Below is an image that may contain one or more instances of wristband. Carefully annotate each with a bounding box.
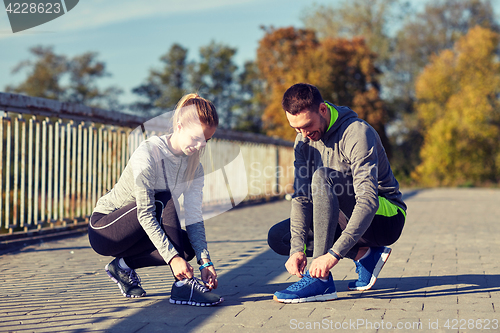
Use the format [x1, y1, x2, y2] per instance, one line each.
[328, 249, 341, 260]
[199, 261, 213, 271]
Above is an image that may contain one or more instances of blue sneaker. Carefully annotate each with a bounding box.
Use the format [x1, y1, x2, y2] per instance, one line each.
[273, 271, 338, 303]
[348, 246, 391, 291]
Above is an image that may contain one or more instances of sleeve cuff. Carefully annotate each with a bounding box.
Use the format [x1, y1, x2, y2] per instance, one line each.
[196, 249, 210, 265]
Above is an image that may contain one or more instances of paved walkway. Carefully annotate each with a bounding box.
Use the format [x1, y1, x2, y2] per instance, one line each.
[1, 188, 499, 333]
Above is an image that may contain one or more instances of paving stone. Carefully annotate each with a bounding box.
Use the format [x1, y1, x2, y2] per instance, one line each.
[1, 189, 499, 332]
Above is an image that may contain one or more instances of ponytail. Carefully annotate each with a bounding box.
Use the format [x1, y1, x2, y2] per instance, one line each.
[173, 93, 218, 187]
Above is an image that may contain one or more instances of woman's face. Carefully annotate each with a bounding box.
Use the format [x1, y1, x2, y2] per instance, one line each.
[177, 122, 216, 156]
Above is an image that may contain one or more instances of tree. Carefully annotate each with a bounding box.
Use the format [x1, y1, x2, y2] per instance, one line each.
[131, 43, 189, 116]
[256, 27, 389, 150]
[233, 61, 266, 133]
[301, 0, 404, 68]
[6, 46, 122, 110]
[388, 0, 499, 182]
[7, 46, 67, 100]
[390, 0, 499, 100]
[256, 27, 320, 140]
[413, 26, 500, 186]
[132, 42, 241, 128]
[188, 41, 239, 129]
[66, 52, 122, 109]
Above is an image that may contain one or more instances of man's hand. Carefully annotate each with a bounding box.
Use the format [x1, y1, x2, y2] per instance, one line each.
[169, 255, 194, 280]
[309, 253, 338, 279]
[285, 251, 307, 278]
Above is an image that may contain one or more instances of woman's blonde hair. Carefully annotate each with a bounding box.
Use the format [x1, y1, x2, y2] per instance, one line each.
[173, 93, 218, 186]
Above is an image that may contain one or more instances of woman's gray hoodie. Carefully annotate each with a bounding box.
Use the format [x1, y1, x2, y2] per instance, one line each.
[93, 134, 210, 265]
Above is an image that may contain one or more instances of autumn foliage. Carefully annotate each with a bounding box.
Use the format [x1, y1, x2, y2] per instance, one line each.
[413, 26, 500, 186]
[256, 27, 389, 150]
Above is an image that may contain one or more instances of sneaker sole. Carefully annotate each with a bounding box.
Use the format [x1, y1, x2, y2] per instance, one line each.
[273, 292, 338, 303]
[105, 263, 146, 298]
[348, 247, 392, 291]
[169, 297, 224, 306]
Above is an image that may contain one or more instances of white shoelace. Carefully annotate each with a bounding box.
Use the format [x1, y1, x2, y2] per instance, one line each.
[185, 277, 209, 302]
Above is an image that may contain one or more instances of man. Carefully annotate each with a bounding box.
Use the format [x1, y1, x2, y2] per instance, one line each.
[268, 83, 406, 303]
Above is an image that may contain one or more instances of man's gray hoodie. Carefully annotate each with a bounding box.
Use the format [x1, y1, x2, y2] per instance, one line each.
[290, 102, 406, 258]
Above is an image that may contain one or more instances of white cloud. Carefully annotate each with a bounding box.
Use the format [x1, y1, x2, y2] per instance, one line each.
[0, 0, 255, 39]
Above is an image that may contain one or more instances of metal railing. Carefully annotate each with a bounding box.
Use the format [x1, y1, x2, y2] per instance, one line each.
[0, 93, 294, 233]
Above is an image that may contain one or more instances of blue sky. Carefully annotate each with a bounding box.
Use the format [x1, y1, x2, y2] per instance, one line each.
[1, 0, 343, 104]
[1, 0, 493, 106]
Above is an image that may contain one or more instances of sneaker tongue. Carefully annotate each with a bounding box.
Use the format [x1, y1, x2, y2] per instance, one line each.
[175, 279, 188, 287]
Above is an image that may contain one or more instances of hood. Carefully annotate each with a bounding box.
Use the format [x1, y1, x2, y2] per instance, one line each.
[321, 102, 358, 141]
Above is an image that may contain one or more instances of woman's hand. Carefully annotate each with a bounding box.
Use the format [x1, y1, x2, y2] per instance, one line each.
[169, 255, 194, 280]
[200, 260, 218, 290]
[201, 267, 218, 290]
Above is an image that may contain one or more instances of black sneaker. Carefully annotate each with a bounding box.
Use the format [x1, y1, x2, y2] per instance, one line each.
[105, 258, 146, 298]
[169, 277, 223, 306]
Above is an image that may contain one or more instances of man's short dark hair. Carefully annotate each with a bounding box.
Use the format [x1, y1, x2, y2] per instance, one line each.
[282, 83, 324, 115]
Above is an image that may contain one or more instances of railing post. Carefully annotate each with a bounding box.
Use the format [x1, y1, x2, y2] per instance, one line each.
[27, 116, 34, 229]
[0, 114, 3, 230]
[33, 116, 41, 228]
[112, 128, 118, 189]
[52, 120, 60, 224]
[48, 119, 55, 225]
[5, 116, 12, 232]
[59, 119, 65, 224]
[91, 124, 98, 212]
[70, 121, 77, 222]
[41, 118, 49, 224]
[101, 127, 106, 195]
[82, 124, 89, 218]
[13, 116, 20, 230]
[64, 121, 72, 221]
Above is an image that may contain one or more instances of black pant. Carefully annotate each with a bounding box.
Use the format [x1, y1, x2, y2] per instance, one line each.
[88, 191, 195, 269]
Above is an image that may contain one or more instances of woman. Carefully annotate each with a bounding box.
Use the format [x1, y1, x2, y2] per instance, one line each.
[88, 93, 223, 306]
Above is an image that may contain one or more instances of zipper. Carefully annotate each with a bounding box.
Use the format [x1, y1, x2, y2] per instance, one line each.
[172, 159, 182, 192]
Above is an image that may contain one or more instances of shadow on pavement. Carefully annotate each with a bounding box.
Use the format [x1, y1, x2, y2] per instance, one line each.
[106, 248, 286, 332]
[17, 246, 91, 252]
[208, 239, 267, 244]
[356, 274, 500, 299]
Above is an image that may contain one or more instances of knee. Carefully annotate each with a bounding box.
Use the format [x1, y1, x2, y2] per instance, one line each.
[267, 219, 290, 256]
[311, 168, 349, 197]
[88, 232, 113, 256]
[312, 167, 329, 184]
[268, 219, 289, 237]
[312, 167, 344, 184]
[312, 167, 335, 196]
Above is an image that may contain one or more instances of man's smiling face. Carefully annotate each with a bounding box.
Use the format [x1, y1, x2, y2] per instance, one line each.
[286, 103, 329, 141]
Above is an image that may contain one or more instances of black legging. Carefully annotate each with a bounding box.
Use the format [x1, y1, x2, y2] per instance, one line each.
[88, 191, 195, 269]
